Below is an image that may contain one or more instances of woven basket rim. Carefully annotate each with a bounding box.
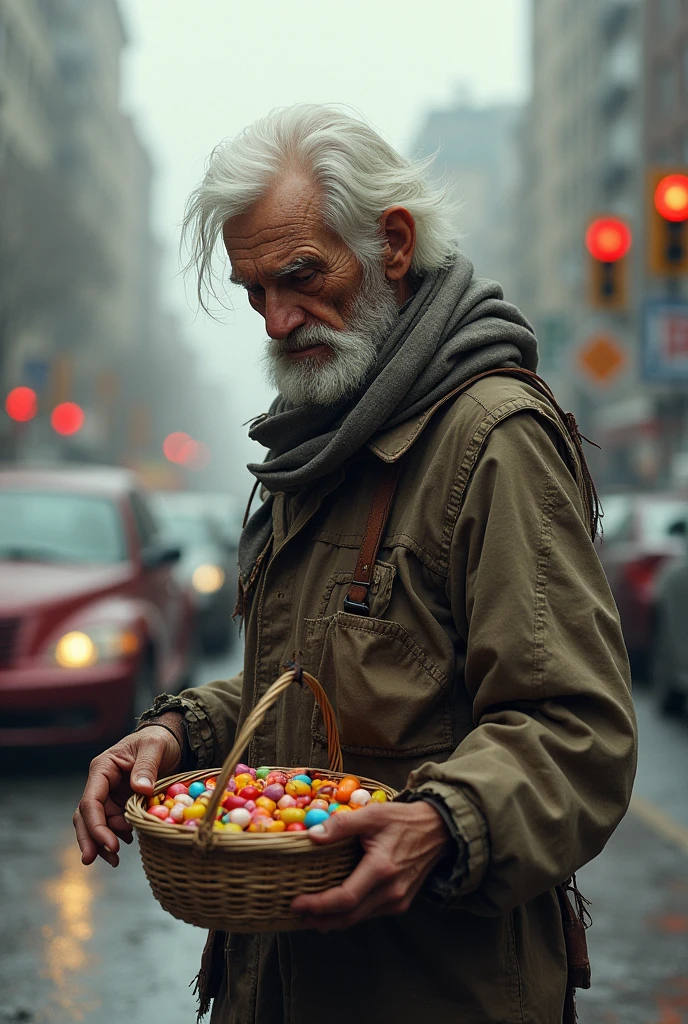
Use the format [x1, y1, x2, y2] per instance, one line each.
[125, 765, 397, 852]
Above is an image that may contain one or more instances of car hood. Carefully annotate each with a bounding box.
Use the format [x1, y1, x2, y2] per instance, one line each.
[0, 561, 133, 614]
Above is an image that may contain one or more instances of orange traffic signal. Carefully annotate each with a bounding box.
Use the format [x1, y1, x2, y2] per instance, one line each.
[648, 168, 688, 275]
[585, 216, 631, 311]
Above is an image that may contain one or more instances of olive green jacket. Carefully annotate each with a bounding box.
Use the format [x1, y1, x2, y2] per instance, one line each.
[180, 375, 637, 1024]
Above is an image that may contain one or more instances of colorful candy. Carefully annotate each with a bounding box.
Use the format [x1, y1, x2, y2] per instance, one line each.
[145, 769, 390, 836]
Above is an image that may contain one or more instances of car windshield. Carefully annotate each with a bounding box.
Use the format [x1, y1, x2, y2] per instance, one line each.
[0, 492, 126, 564]
[160, 514, 213, 547]
[641, 500, 688, 543]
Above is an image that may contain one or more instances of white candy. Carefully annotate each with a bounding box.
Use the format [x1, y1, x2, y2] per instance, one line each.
[169, 804, 185, 822]
[308, 823, 327, 836]
[349, 789, 371, 807]
[228, 808, 251, 828]
[174, 793, 194, 807]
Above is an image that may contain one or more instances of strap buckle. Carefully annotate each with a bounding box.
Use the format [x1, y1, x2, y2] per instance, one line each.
[342, 592, 370, 616]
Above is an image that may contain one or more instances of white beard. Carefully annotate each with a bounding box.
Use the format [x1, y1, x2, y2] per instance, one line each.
[262, 268, 400, 407]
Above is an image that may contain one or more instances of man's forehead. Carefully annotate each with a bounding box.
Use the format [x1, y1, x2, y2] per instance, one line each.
[222, 175, 339, 285]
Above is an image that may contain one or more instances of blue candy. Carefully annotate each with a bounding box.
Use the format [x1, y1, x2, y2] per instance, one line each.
[292, 774, 312, 785]
[188, 781, 206, 799]
[304, 808, 329, 829]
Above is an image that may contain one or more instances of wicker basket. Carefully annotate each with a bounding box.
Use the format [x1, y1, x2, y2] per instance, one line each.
[125, 667, 396, 932]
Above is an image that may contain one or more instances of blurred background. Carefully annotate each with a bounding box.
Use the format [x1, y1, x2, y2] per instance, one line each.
[1, 1, 688, 1022]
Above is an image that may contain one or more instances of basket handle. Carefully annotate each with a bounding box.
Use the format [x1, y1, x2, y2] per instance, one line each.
[196, 667, 342, 845]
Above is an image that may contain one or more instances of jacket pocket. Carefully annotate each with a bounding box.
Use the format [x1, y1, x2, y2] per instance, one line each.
[313, 561, 396, 620]
[303, 611, 454, 758]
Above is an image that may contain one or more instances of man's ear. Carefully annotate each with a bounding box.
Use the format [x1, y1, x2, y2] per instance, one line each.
[379, 206, 416, 282]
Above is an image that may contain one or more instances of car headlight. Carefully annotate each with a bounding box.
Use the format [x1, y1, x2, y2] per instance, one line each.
[49, 625, 140, 668]
[192, 564, 225, 594]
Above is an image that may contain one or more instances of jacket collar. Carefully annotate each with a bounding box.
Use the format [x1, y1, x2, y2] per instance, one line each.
[366, 384, 466, 463]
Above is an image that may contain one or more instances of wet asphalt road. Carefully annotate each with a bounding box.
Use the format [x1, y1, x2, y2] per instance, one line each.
[1, 669, 687, 1024]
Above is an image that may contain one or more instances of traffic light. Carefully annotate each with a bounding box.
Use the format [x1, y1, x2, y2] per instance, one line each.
[585, 216, 631, 311]
[5, 387, 37, 423]
[51, 402, 84, 436]
[648, 169, 688, 275]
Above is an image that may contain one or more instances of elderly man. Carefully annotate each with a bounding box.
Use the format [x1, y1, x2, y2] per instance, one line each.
[74, 104, 637, 1024]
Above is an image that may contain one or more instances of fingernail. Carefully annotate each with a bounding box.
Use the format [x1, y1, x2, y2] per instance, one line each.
[134, 777, 152, 789]
[104, 844, 115, 854]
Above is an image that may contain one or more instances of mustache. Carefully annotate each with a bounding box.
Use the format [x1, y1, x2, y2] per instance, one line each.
[269, 324, 339, 355]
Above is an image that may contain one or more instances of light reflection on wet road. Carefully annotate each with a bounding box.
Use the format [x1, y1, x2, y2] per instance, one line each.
[0, 664, 686, 1023]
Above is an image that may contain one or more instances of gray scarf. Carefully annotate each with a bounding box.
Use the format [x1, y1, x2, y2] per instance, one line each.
[239, 252, 538, 586]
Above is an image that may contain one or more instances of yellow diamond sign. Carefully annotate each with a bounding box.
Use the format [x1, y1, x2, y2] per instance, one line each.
[577, 334, 627, 385]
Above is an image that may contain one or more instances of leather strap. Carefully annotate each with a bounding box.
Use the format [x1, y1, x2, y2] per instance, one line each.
[343, 459, 402, 615]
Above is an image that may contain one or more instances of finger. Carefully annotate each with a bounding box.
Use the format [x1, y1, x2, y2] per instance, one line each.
[80, 757, 126, 853]
[130, 737, 166, 793]
[106, 813, 133, 836]
[292, 847, 396, 917]
[97, 846, 119, 868]
[306, 804, 387, 845]
[73, 808, 99, 865]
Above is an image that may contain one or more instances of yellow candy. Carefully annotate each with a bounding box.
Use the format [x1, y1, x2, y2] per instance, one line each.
[213, 821, 226, 830]
[255, 796, 276, 813]
[248, 819, 270, 833]
[183, 803, 207, 820]
[331, 804, 353, 814]
[163, 798, 175, 809]
[225, 823, 244, 833]
[279, 807, 306, 824]
[371, 790, 388, 803]
[285, 779, 311, 798]
[234, 773, 253, 790]
[266, 819, 286, 833]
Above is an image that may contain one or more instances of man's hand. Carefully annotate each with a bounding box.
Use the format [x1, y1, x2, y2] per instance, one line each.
[291, 800, 451, 931]
[73, 718, 183, 868]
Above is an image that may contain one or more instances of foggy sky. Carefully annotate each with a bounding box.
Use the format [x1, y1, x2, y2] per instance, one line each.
[117, 0, 529, 478]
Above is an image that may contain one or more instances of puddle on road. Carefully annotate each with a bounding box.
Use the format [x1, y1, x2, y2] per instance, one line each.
[38, 845, 102, 1022]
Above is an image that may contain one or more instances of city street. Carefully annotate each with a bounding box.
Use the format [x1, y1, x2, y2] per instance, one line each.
[1, 670, 687, 1024]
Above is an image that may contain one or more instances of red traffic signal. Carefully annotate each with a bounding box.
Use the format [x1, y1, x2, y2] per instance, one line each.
[51, 402, 85, 436]
[654, 174, 688, 223]
[585, 217, 632, 263]
[5, 387, 37, 423]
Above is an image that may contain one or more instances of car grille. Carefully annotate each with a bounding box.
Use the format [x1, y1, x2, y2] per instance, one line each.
[0, 618, 20, 668]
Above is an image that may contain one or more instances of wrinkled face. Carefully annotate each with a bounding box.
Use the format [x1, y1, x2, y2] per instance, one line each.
[222, 171, 398, 406]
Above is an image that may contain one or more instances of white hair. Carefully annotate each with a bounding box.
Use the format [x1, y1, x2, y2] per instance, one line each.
[183, 103, 459, 310]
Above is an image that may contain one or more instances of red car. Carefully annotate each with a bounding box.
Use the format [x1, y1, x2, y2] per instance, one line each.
[597, 492, 688, 675]
[0, 464, 197, 747]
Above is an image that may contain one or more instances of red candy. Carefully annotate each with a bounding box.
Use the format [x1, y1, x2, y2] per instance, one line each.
[285, 822, 307, 831]
[222, 794, 247, 811]
[166, 783, 189, 799]
[238, 785, 259, 802]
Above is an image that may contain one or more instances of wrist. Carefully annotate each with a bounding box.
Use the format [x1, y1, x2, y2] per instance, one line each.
[405, 799, 452, 857]
[136, 712, 184, 769]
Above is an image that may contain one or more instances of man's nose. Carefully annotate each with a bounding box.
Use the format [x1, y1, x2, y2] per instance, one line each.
[264, 293, 307, 341]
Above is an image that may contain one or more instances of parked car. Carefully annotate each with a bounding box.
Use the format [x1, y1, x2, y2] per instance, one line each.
[0, 464, 196, 747]
[650, 515, 688, 714]
[152, 492, 239, 654]
[597, 492, 688, 676]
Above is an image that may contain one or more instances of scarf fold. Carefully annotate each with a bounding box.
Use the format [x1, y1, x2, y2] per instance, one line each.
[238, 252, 538, 585]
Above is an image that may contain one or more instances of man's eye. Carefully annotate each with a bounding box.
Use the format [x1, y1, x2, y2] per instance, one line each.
[293, 272, 316, 285]
[247, 285, 264, 297]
